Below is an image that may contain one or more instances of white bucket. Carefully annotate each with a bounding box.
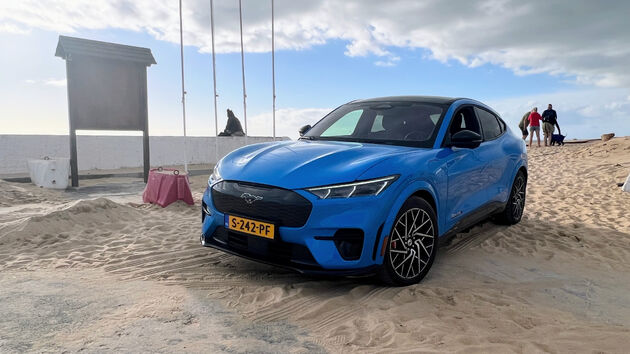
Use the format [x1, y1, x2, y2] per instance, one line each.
[27, 157, 70, 189]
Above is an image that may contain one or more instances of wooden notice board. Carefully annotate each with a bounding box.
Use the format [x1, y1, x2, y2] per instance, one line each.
[56, 36, 156, 186]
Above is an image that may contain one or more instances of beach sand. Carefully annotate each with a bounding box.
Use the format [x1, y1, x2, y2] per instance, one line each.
[1, 137, 630, 352]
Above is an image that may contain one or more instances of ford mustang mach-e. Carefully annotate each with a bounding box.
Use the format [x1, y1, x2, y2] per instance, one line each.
[201, 96, 527, 285]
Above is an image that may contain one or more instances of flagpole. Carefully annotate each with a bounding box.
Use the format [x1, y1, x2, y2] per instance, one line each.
[210, 0, 219, 163]
[238, 0, 248, 144]
[271, 0, 276, 141]
[178, 0, 189, 175]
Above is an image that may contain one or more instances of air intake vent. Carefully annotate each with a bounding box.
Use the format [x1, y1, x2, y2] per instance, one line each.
[333, 228, 364, 261]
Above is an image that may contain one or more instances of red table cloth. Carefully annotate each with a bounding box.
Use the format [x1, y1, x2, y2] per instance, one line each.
[143, 168, 194, 207]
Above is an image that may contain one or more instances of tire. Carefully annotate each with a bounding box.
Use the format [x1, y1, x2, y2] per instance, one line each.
[496, 170, 527, 225]
[378, 196, 438, 286]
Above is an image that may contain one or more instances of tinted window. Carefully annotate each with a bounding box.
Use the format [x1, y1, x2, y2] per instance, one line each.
[475, 107, 502, 140]
[498, 118, 506, 132]
[304, 102, 447, 148]
[449, 106, 481, 136]
[430, 113, 441, 125]
[321, 110, 362, 137]
[370, 114, 385, 132]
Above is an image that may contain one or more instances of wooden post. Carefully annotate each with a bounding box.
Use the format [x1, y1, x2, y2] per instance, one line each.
[143, 129, 150, 183]
[66, 59, 79, 187]
[141, 66, 150, 183]
[69, 128, 79, 187]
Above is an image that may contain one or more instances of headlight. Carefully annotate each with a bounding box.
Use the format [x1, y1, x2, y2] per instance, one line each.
[306, 175, 398, 199]
[208, 164, 222, 186]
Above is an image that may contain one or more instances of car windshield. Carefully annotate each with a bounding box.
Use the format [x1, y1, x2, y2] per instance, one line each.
[302, 101, 447, 147]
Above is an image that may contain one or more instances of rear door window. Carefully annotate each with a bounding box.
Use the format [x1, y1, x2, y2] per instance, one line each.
[449, 106, 481, 136]
[498, 118, 506, 132]
[475, 107, 502, 140]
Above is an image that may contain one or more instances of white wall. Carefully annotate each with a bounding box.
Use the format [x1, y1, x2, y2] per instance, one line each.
[0, 135, 288, 175]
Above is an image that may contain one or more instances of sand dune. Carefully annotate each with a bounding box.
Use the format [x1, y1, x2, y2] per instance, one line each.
[1, 138, 630, 352]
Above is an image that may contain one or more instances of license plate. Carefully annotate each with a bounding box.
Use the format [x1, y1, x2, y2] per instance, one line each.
[225, 215, 275, 240]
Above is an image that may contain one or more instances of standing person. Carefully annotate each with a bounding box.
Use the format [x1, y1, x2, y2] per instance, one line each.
[542, 104, 561, 145]
[528, 107, 542, 147]
[518, 111, 530, 140]
[542, 104, 559, 146]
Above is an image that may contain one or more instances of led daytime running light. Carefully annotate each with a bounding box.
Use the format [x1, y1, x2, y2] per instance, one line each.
[306, 175, 398, 199]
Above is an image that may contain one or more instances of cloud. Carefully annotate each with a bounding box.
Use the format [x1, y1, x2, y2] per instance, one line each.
[247, 107, 331, 140]
[43, 78, 66, 87]
[2, 1, 630, 87]
[23, 78, 66, 87]
[374, 56, 401, 67]
[0, 22, 30, 34]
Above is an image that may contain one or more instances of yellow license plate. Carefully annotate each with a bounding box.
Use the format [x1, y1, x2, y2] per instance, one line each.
[225, 215, 275, 239]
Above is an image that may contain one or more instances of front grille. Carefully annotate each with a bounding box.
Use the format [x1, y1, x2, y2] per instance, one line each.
[211, 181, 312, 227]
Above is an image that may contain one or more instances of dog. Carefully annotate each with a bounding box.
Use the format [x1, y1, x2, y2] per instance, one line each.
[550, 134, 565, 146]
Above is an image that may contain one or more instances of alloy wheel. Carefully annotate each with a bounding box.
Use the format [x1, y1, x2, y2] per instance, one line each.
[388, 208, 435, 280]
[511, 175, 526, 220]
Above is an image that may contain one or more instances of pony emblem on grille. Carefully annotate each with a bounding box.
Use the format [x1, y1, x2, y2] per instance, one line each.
[240, 192, 263, 204]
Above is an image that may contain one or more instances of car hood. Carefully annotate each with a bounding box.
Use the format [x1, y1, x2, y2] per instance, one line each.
[218, 140, 419, 189]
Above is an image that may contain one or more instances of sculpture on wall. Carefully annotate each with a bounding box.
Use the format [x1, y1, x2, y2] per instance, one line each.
[219, 109, 245, 136]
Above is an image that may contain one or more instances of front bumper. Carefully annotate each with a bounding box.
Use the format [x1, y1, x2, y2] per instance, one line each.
[200, 184, 395, 274]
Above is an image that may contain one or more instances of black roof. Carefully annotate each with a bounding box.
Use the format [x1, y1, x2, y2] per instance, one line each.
[55, 36, 156, 66]
[351, 96, 462, 105]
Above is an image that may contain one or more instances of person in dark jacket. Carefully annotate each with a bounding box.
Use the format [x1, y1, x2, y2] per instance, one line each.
[219, 109, 245, 136]
[542, 104, 561, 146]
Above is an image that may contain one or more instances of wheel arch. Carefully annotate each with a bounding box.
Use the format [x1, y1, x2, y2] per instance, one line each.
[411, 189, 437, 215]
[518, 166, 528, 181]
[377, 186, 440, 285]
[375, 180, 442, 265]
[499, 161, 527, 207]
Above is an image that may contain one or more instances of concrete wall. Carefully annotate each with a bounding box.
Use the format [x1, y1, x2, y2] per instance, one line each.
[0, 135, 287, 175]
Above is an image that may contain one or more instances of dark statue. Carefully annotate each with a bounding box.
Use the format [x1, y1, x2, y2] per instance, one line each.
[218, 109, 245, 136]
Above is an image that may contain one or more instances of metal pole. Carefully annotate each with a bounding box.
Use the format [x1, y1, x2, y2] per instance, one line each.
[178, 0, 189, 174]
[271, 0, 276, 141]
[210, 0, 219, 163]
[239, 0, 248, 144]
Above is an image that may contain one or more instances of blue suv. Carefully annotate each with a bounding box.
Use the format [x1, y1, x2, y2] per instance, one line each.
[201, 96, 527, 285]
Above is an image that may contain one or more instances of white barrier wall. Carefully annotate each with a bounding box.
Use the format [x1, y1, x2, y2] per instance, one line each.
[0, 135, 288, 175]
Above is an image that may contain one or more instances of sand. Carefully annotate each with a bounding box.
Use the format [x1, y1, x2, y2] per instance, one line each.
[1, 137, 630, 353]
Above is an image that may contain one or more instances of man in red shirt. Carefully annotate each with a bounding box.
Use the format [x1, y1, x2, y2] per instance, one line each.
[528, 107, 542, 147]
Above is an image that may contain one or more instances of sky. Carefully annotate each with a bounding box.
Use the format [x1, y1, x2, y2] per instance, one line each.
[1, 0, 630, 140]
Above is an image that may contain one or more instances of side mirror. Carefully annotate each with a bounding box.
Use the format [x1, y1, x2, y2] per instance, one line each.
[299, 124, 312, 136]
[450, 130, 482, 148]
